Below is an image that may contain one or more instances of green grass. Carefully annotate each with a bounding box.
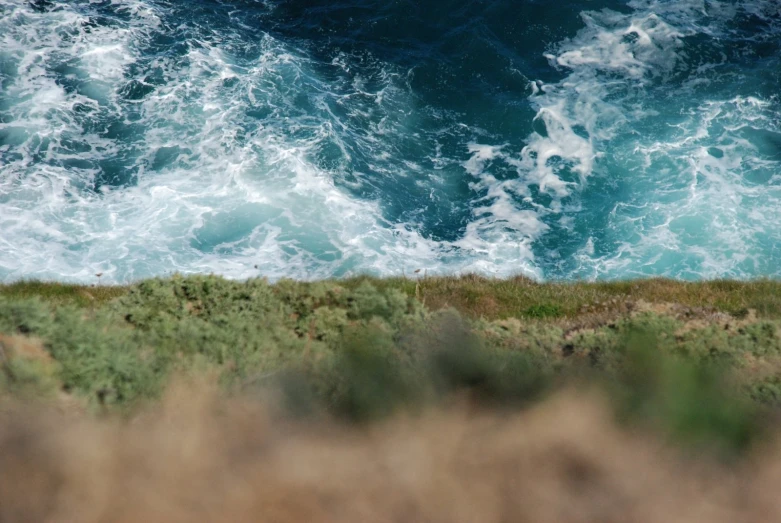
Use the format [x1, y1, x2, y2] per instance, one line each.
[337, 274, 781, 320]
[0, 280, 129, 308]
[4, 274, 781, 319]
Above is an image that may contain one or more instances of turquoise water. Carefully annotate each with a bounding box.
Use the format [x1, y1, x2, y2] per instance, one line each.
[1, 0, 780, 282]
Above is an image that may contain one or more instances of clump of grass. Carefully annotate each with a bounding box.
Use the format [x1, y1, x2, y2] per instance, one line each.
[612, 328, 759, 453]
[523, 304, 563, 319]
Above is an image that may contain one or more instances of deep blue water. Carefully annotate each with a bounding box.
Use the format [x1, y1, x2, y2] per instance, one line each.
[1, 0, 780, 282]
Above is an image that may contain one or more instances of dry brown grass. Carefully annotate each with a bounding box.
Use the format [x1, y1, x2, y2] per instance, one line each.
[2, 382, 781, 523]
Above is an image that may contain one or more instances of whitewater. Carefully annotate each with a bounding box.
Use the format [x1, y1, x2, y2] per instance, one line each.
[1, 0, 780, 283]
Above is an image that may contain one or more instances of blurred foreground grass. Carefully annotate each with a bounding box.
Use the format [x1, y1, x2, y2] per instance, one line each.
[2, 274, 781, 452]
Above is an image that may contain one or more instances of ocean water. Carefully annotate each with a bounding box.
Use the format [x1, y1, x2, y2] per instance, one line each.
[1, 0, 780, 283]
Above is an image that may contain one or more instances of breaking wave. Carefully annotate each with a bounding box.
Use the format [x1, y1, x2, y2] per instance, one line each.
[1, 0, 780, 282]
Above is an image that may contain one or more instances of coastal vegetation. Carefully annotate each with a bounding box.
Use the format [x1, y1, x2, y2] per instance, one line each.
[4, 275, 781, 521]
[2, 275, 781, 450]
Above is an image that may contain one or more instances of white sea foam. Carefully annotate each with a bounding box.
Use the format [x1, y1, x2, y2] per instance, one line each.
[467, 0, 781, 280]
[0, 0, 541, 283]
[1, 0, 780, 283]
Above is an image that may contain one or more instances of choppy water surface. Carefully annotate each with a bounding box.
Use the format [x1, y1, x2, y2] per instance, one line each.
[1, 0, 780, 282]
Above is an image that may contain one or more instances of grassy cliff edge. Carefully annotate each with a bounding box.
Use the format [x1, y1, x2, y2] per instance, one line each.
[6, 275, 781, 522]
[2, 274, 781, 451]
